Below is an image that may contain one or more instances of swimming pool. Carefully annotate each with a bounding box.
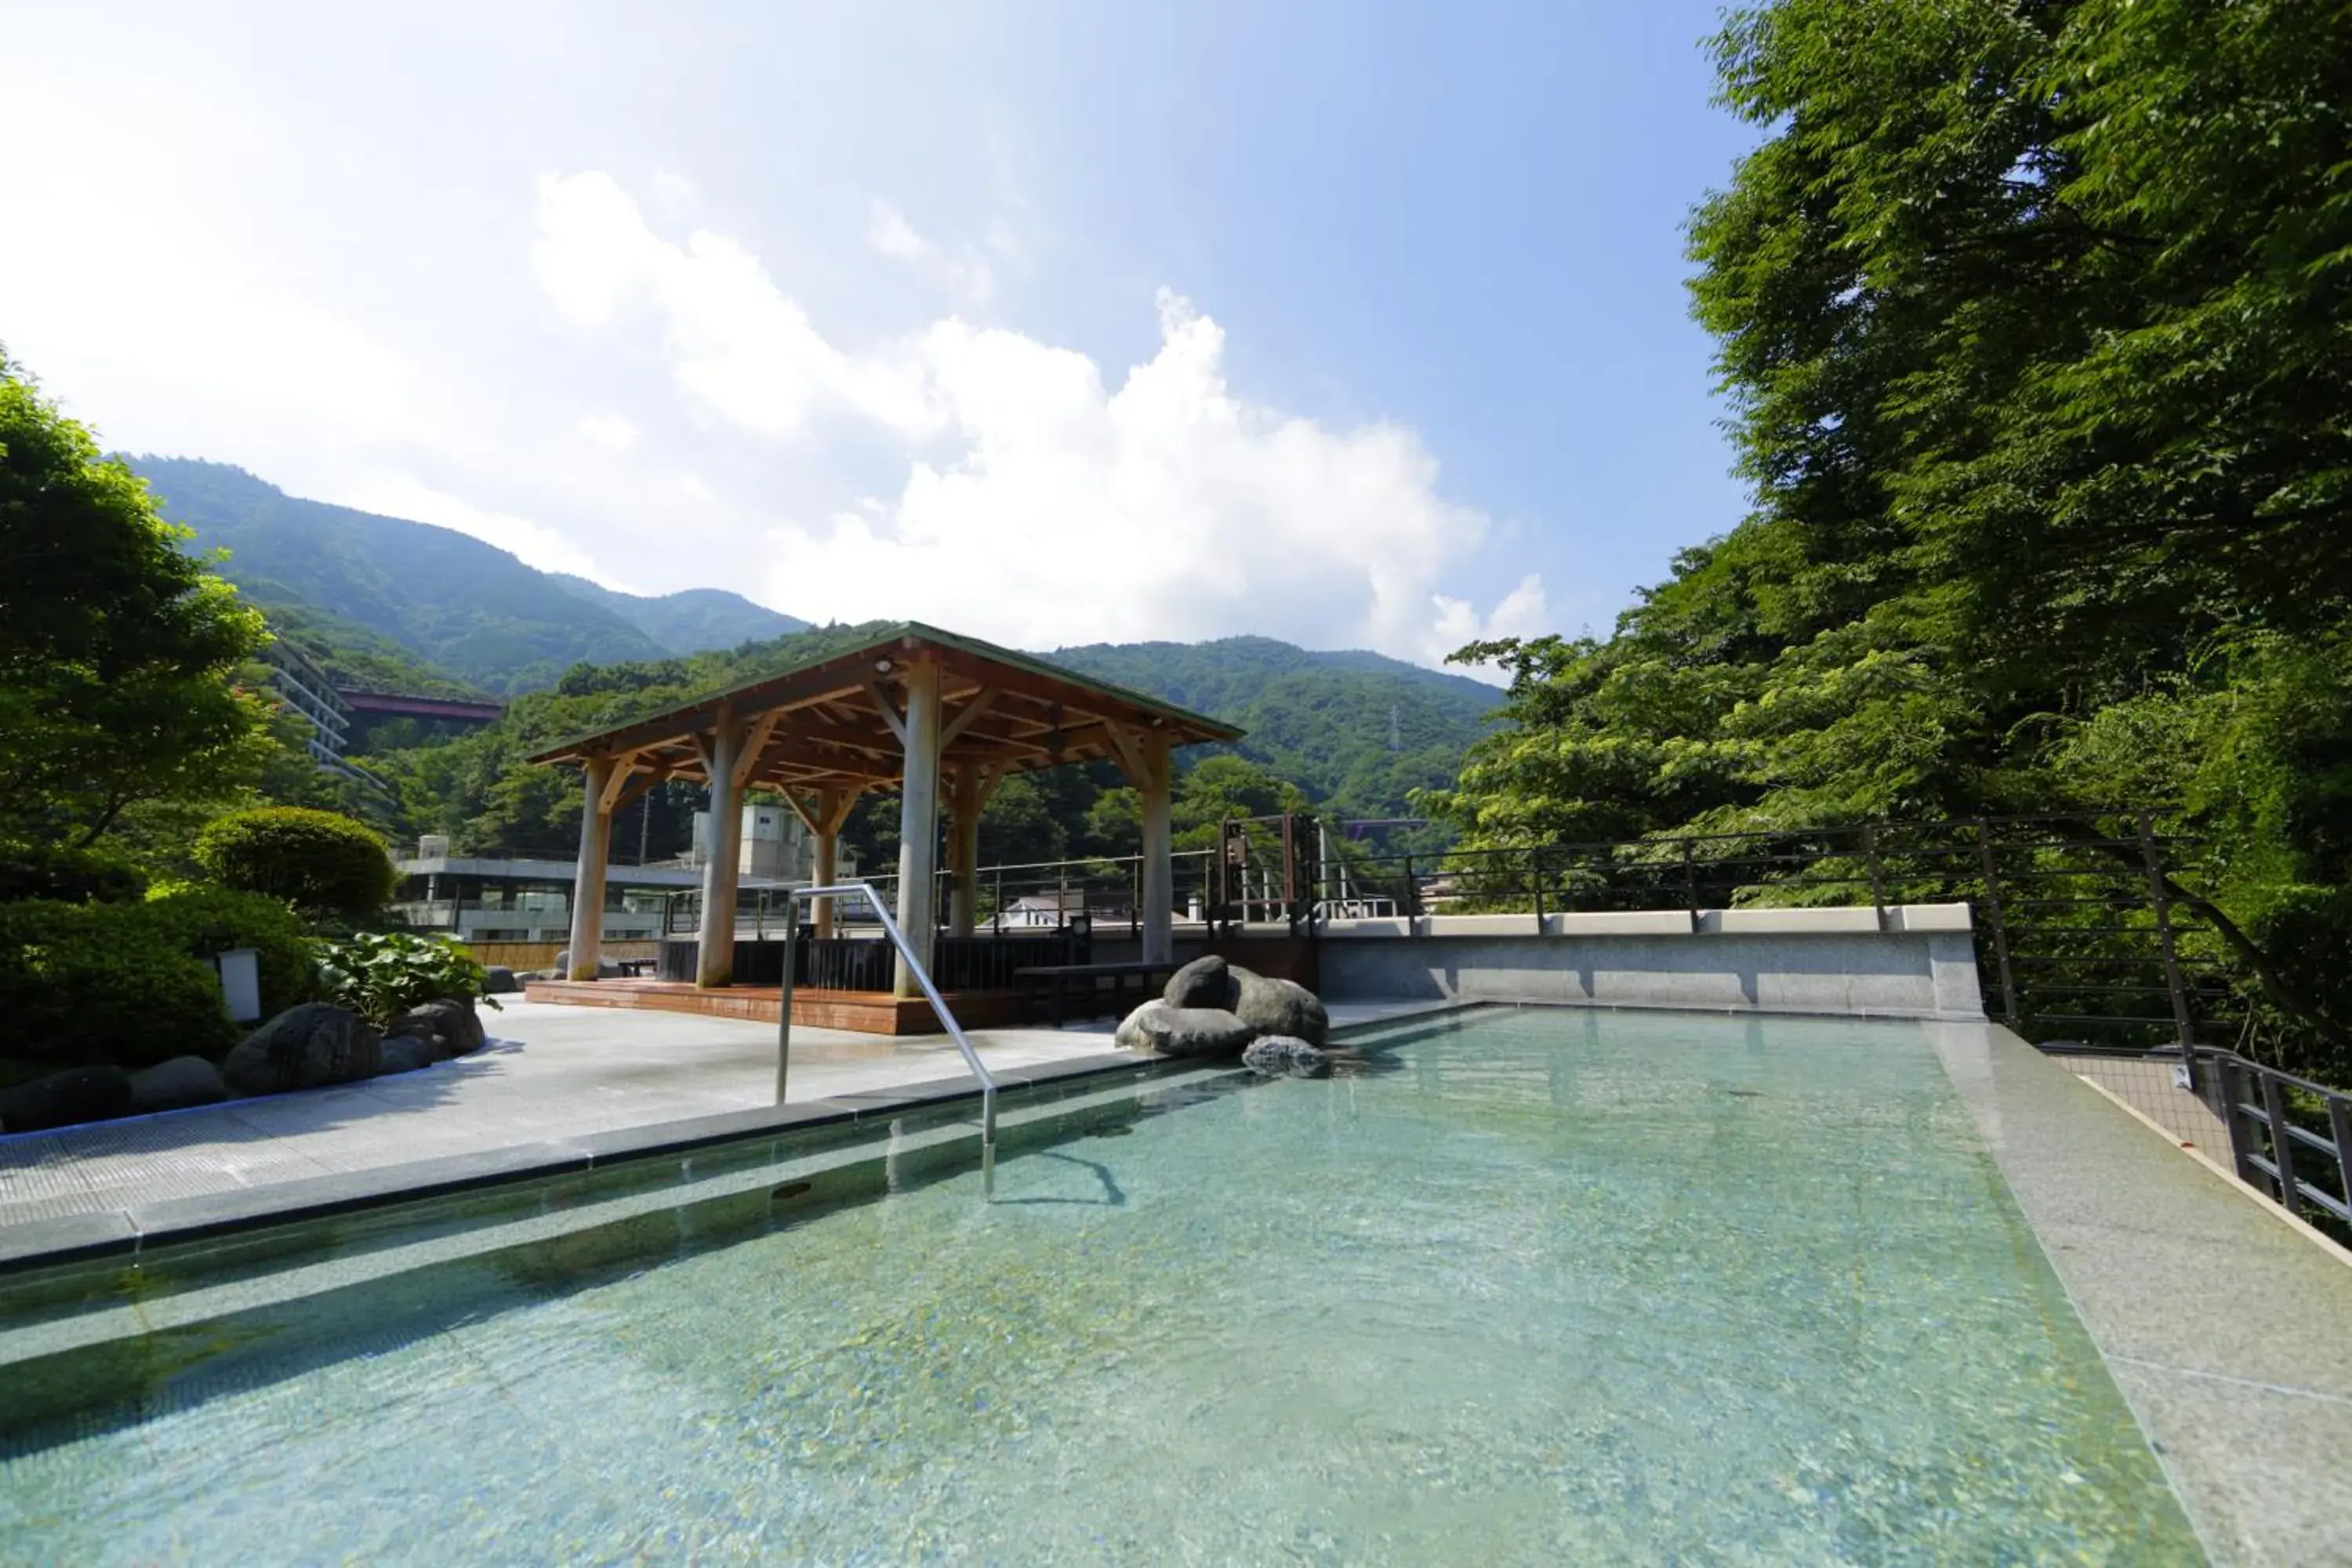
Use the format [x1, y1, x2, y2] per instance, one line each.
[0, 1007, 2198, 1563]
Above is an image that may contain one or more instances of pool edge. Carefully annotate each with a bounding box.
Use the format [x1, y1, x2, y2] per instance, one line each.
[0, 1050, 1161, 1278]
[1925, 1019, 2352, 1568]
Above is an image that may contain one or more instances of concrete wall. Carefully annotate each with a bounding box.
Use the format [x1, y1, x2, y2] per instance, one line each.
[1313, 903, 1984, 1022]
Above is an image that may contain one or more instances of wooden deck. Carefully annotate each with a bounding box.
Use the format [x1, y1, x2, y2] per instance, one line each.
[521, 977, 1026, 1035]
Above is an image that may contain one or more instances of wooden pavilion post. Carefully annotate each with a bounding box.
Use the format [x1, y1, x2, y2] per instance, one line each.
[893, 653, 944, 997]
[696, 710, 749, 988]
[810, 786, 857, 940]
[949, 766, 985, 938]
[565, 754, 615, 980]
[1139, 731, 1174, 964]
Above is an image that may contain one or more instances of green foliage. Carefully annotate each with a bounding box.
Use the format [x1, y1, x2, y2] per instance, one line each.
[0, 354, 272, 847]
[314, 931, 494, 1024]
[0, 902, 232, 1069]
[144, 882, 321, 1023]
[1425, 0, 2352, 1079]
[0, 885, 314, 1069]
[353, 624, 1491, 871]
[0, 841, 147, 905]
[193, 807, 397, 920]
[256, 601, 488, 702]
[1047, 637, 1501, 824]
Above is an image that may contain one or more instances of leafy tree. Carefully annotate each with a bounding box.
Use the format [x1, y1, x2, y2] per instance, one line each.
[0, 351, 270, 845]
[1424, 0, 2352, 1076]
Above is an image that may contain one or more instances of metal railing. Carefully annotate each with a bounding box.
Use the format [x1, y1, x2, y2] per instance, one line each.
[774, 880, 1002, 1201]
[662, 851, 1221, 944]
[653, 810, 2343, 1084]
[1323, 812, 2268, 1058]
[2203, 1048, 2352, 1240]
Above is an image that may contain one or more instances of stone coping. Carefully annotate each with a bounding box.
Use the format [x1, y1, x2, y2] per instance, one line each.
[0, 1051, 1151, 1277]
[0, 1007, 1446, 1279]
[1315, 901, 1973, 939]
[1926, 1021, 2352, 1566]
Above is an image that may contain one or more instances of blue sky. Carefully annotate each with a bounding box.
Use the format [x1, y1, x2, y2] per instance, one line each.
[0, 1, 1757, 674]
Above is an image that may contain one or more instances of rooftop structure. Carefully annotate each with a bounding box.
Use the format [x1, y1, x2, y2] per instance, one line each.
[530, 622, 1242, 990]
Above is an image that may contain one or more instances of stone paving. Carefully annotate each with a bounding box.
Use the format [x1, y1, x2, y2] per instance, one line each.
[0, 998, 1440, 1232]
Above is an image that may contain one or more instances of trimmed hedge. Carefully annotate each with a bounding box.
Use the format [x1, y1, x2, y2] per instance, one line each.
[0, 887, 318, 1070]
[193, 807, 396, 920]
[146, 883, 318, 1022]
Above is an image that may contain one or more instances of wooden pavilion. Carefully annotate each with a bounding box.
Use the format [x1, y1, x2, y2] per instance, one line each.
[527, 622, 1241, 1016]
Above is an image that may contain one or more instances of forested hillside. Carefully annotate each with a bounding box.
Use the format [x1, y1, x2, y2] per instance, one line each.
[1047, 637, 1500, 822]
[130, 459, 809, 693]
[548, 574, 809, 655]
[354, 622, 1500, 865]
[1424, 0, 2352, 1076]
[256, 601, 486, 701]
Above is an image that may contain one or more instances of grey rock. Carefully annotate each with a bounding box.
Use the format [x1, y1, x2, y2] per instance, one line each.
[1113, 998, 1257, 1059]
[376, 1034, 439, 1075]
[1232, 968, 1330, 1046]
[1240, 1034, 1329, 1078]
[482, 965, 521, 995]
[0, 1065, 133, 1132]
[385, 998, 487, 1062]
[128, 1055, 228, 1113]
[221, 1004, 383, 1096]
[551, 951, 622, 980]
[1113, 998, 1167, 1051]
[1163, 954, 1236, 1011]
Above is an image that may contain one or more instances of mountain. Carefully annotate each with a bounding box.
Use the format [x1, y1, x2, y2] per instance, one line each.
[1043, 636, 1503, 820]
[136, 456, 1500, 823]
[130, 458, 807, 695]
[548, 574, 809, 655]
[131, 458, 664, 694]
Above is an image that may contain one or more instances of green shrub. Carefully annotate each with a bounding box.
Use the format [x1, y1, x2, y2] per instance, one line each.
[192, 807, 396, 920]
[0, 902, 237, 1069]
[0, 885, 322, 1071]
[0, 841, 147, 905]
[315, 931, 495, 1024]
[144, 883, 320, 1022]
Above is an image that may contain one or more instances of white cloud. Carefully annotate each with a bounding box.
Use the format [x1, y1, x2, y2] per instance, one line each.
[864, 196, 998, 304]
[532, 172, 1546, 664]
[576, 412, 639, 451]
[340, 475, 618, 585]
[535, 172, 934, 437]
[865, 199, 928, 261]
[1430, 573, 1549, 682]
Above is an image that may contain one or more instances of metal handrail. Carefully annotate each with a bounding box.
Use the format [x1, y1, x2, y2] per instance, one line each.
[2198, 1047, 2352, 1230]
[775, 880, 1001, 1200]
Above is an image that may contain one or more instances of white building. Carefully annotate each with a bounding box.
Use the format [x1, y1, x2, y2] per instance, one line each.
[689, 801, 851, 883]
[261, 637, 354, 767]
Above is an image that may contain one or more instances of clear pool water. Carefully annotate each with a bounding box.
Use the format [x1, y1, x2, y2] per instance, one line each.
[1, 1008, 2199, 1563]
